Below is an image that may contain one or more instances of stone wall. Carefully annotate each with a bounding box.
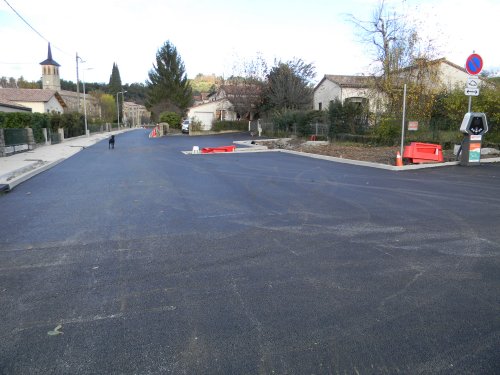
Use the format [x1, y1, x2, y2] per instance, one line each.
[0, 129, 5, 157]
[0, 128, 36, 157]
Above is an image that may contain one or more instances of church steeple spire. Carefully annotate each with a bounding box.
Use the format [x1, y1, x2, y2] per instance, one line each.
[40, 43, 60, 67]
[40, 43, 61, 91]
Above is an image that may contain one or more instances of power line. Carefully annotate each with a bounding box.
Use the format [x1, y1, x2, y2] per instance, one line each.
[3, 0, 48, 42]
[3, 0, 73, 57]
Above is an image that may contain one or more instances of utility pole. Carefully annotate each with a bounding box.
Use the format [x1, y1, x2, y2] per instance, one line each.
[76, 53, 81, 113]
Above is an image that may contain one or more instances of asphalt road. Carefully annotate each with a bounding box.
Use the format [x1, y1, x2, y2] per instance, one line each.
[1, 130, 499, 374]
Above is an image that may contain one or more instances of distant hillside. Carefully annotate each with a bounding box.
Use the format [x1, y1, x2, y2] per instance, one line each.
[189, 73, 222, 94]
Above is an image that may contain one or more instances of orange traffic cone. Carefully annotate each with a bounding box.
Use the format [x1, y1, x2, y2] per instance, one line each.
[396, 151, 403, 167]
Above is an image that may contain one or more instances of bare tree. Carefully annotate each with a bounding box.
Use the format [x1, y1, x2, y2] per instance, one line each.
[349, 0, 440, 119]
[224, 54, 268, 119]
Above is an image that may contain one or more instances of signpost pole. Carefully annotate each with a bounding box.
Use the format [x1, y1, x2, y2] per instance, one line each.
[468, 96, 472, 112]
[400, 84, 407, 157]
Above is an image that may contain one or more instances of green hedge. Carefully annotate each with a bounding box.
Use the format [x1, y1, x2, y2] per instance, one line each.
[212, 120, 248, 132]
[51, 113, 85, 138]
[0, 112, 49, 143]
[159, 111, 181, 129]
[0, 112, 89, 143]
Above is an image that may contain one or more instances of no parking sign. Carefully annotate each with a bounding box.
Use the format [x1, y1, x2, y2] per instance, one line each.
[465, 54, 483, 75]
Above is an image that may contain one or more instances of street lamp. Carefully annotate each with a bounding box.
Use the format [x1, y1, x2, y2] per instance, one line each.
[116, 90, 127, 128]
[82, 67, 93, 137]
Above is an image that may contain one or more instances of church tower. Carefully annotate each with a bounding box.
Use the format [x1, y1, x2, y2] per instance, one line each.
[40, 43, 61, 91]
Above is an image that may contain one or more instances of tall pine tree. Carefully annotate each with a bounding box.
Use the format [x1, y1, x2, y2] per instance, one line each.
[147, 41, 192, 117]
[108, 63, 124, 124]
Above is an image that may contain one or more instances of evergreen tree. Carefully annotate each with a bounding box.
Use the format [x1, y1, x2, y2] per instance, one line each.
[147, 41, 192, 116]
[108, 63, 124, 123]
[263, 58, 315, 111]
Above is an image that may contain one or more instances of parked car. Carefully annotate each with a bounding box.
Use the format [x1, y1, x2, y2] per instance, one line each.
[181, 119, 190, 134]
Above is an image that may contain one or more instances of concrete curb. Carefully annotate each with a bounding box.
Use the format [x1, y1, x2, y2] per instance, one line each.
[6, 158, 65, 191]
[279, 150, 468, 171]
[184, 141, 500, 171]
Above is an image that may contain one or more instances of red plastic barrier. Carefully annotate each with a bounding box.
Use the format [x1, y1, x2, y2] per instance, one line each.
[403, 142, 444, 163]
[201, 145, 236, 154]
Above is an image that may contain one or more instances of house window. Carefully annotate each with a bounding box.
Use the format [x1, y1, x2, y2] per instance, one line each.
[318, 102, 322, 111]
[344, 97, 368, 108]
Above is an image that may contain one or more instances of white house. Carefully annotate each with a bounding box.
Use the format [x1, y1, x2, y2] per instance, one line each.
[0, 88, 66, 114]
[313, 75, 376, 111]
[313, 58, 478, 113]
[187, 98, 237, 130]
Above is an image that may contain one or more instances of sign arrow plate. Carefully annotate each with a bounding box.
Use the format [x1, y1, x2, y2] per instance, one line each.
[465, 88, 479, 96]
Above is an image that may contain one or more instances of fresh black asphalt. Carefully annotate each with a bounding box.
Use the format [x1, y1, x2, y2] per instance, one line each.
[1, 130, 499, 374]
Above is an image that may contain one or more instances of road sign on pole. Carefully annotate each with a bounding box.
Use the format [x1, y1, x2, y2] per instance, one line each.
[465, 54, 483, 75]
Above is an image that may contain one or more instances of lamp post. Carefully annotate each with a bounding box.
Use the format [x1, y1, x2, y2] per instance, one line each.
[116, 90, 127, 128]
[82, 67, 93, 137]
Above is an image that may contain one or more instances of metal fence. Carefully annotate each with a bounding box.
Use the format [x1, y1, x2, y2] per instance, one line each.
[250, 121, 330, 138]
[50, 131, 61, 144]
[4, 128, 28, 146]
[251, 120, 481, 144]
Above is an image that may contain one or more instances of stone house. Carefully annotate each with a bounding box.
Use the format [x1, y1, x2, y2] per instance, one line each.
[123, 101, 150, 126]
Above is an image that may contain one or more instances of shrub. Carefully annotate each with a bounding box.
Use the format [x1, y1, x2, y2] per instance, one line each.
[159, 111, 181, 129]
[372, 117, 400, 145]
[328, 99, 370, 135]
[271, 110, 320, 136]
[190, 119, 203, 132]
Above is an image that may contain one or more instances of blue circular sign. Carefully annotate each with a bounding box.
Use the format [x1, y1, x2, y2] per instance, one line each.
[465, 54, 483, 75]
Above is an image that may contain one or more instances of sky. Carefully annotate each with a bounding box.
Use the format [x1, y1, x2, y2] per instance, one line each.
[0, 0, 499, 85]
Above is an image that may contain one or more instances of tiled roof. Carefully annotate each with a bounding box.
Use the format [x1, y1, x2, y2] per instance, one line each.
[189, 98, 230, 109]
[324, 75, 375, 88]
[59, 90, 79, 98]
[396, 58, 467, 75]
[0, 88, 58, 102]
[0, 98, 32, 111]
[0, 88, 67, 108]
